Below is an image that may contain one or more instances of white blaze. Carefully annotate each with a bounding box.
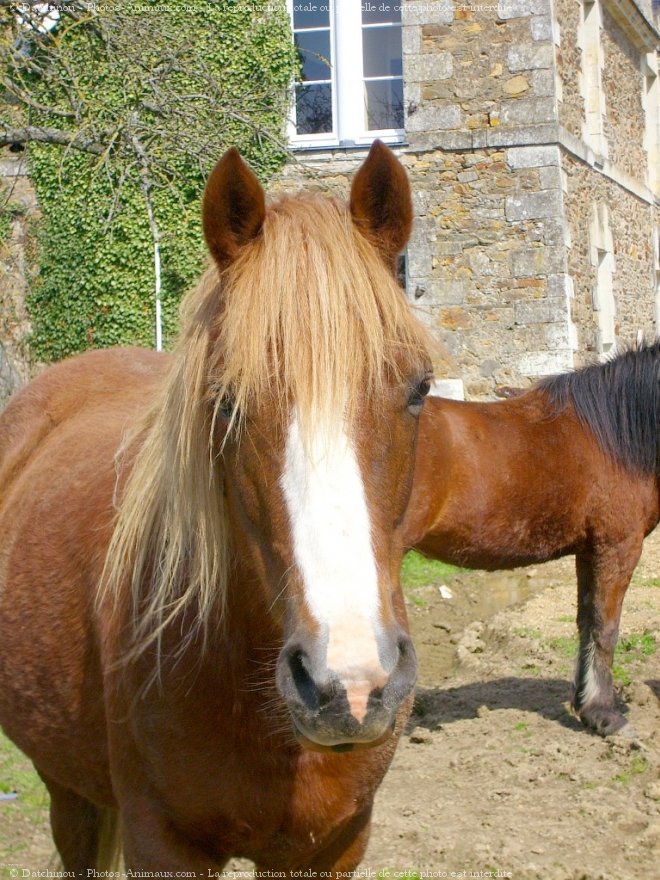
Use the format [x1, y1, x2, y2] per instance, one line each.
[280, 413, 386, 720]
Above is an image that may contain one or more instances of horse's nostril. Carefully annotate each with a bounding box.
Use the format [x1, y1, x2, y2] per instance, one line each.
[317, 685, 334, 709]
[370, 686, 384, 701]
[288, 649, 319, 710]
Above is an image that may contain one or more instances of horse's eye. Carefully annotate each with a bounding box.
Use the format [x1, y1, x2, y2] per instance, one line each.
[219, 396, 235, 421]
[407, 376, 432, 416]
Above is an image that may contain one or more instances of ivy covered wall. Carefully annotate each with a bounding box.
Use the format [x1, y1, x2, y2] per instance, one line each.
[23, 1, 297, 361]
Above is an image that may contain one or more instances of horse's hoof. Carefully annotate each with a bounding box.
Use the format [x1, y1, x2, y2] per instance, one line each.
[606, 721, 642, 749]
[578, 705, 628, 737]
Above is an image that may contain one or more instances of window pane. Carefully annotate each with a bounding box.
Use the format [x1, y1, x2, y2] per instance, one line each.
[296, 83, 333, 134]
[364, 78, 403, 130]
[362, 25, 402, 78]
[362, 3, 401, 25]
[295, 30, 332, 81]
[293, 4, 330, 29]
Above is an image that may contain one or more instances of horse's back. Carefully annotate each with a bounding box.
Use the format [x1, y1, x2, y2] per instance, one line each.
[405, 392, 588, 565]
[0, 347, 166, 495]
[0, 347, 169, 804]
[406, 390, 659, 567]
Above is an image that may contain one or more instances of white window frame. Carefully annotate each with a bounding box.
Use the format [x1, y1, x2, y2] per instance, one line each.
[286, 0, 405, 149]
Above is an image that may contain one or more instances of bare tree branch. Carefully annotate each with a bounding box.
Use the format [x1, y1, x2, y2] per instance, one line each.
[3, 81, 77, 118]
[0, 124, 105, 154]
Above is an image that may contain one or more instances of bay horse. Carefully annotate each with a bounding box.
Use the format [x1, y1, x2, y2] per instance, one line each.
[403, 343, 660, 736]
[0, 142, 433, 871]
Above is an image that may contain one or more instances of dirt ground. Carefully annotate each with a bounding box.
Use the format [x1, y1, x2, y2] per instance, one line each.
[364, 532, 660, 880]
[1, 535, 658, 879]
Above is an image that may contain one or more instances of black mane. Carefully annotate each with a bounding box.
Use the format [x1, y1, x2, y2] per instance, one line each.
[538, 341, 660, 475]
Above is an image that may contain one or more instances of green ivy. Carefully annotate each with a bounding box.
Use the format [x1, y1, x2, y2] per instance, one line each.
[25, 1, 297, 361]
[0, 213, 10, 247]
[0, 190, 23, 247]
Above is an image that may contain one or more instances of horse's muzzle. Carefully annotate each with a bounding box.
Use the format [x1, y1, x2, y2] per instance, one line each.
[275, 630, 417, 751]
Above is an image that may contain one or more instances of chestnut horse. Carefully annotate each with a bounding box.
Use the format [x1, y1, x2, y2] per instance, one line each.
[0, 142, 433, 871]
[403, 343, 660, 736]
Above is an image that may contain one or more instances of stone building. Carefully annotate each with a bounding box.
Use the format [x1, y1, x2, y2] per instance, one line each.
[280, 0, 660, 397]
[2, 1, 658, 401]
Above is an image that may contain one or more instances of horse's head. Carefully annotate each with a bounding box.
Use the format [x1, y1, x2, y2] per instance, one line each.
[201, 142, 431, 752]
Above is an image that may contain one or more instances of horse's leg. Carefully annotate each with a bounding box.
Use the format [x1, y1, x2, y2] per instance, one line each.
[39, 772, 106, 871]
[308, 819, 371, 878]
[268, 808, 372, 878]
[119, 799, 227, 871]
[572, 541, 641, 735]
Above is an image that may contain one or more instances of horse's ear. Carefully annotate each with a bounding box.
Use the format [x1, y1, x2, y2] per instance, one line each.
[350, 140, 413, 269]
[203, 148, 266, 267]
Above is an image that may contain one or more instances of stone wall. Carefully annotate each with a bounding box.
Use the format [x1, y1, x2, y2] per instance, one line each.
[403, 0, 557, 152]
[552, 0, 658, 360]
[276, 0, 581, 397]
[405, 144, 572, 394]
[562, 150, 656, 360]
[0, 341, 22, 407]
[396, 0, 656, 393]
[555, 0, 584, 140]
[2, 0, 657, 403]
[275, 140, 571, 397]
[0, 152, 35, 406]
[600, 6, 648, 181]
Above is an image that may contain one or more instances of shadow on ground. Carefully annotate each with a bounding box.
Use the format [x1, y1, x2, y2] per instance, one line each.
[646, 679, 660, 700]
[410, 677, 587, 734]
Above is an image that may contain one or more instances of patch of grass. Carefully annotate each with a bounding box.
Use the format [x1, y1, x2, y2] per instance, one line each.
[616, 632, 657, 657]
[547, 635, 578, 657]
[610, 633, 656, 684]
[514, 720, 533, 739]
[0, 732, 48, 815]
[557, 614, 574, 623]
[400, 551, 461, 589]
[614, 754, 650, 784]
[634, 576, 660, 588]
[612, 664, 632, 686]
[0, 730, 50, 862]
[514, 626, 543, 641]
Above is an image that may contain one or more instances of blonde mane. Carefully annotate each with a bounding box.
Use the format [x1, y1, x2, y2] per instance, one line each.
[100, 194, 432, 665]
